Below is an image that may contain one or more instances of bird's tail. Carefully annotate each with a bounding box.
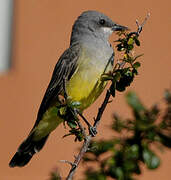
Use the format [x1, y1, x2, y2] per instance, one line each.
[9, 133, 49, 167]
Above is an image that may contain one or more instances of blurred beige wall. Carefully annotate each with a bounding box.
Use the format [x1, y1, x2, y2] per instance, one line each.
[0, 0, 170, 179]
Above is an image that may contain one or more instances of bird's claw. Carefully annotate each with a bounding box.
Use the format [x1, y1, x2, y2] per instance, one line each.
[89, 126, 97, 137]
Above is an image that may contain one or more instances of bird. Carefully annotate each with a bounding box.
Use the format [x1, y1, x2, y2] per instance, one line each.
[9, 10, 127, 167]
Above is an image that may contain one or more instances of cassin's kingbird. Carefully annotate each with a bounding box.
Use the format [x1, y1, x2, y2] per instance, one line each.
[9, 10, 127, 167]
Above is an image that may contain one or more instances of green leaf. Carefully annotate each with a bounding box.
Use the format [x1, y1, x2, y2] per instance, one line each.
[126, 144, 139, 159]
[133, 62, 141, 69]
[49, 170, 61, 180]
[115, 70, 134, 92]
[124, 160, 137, 171]
[122, 67, 130, 74]
[63, 128, 84, 141]
[106, 157, 116, 166]
[74, 131, 84, 142]
[143, 149, 160, 169]
[134, 37, 140, 46]
[117, 43, 125, 51]
[115, 167, 124, 180]
[116, 82, 126, 92]
[115, 68, 135, 92]
[83, 156, 96, 162]
[147, 130, 156, 141]
[164, 89, 171, 103]
[157, 132, 171, 148]
[67, 121, 77, 129]
[126, 92, 145, 112]
[127, 37, 134, 45]
[90, 140, 114, 157]
[114, 71, 121, 82]
[101, 74, 113, 81]
[59, 106, 67, 116]
[69, 101, 81, 109]
[151, 104, 160, 116]
[125, 70, 133, 76]
[112, 113, 125, 132]
[85, 169, 106, 180]
[134, 164, 141, 174]
[132, 68, 138, 75]
[128, 44, 134, 51]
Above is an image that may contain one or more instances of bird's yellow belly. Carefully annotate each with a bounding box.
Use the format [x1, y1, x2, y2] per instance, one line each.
[66, 64, 108, 110]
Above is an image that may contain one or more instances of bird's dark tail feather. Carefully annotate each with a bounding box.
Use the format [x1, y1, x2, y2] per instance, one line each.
[9, 134, 49, 167]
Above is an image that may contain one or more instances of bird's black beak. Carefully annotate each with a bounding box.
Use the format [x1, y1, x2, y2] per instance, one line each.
[112, 24, 129, 31]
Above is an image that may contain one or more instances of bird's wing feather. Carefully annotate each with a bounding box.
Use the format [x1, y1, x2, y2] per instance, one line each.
[34, 42, 80, 127]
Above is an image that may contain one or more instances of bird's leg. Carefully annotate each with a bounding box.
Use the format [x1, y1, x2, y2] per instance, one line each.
[89, 126, 97, 137]
[62, 76, 97, 136]
[74, 109, 97, 137]
[74, 109, 90, 127]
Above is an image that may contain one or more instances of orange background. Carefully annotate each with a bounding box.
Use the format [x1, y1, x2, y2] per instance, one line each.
[0, 0, 171, 179]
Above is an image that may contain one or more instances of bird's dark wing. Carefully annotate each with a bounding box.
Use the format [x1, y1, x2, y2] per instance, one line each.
[9, 43, 81, 168]
[34, 43, 80, 127]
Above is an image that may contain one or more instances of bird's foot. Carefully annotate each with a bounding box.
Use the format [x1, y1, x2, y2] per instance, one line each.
[89, 126, 97, 137]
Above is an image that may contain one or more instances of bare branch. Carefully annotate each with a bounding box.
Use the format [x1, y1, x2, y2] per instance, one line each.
[75, 109, 92, 129]
[93, 90, 111, 129]
[136, 12, 150, 35]
[66, 135, 91, 180]
[76, 119, 87, 139]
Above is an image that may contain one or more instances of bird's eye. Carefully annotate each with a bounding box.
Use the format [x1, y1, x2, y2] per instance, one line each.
[99, 19, 105, 25]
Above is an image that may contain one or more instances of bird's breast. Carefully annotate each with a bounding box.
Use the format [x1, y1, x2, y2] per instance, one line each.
[66, 44, 113, 110]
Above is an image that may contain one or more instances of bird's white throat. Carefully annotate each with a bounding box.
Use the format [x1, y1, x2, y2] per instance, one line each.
[101, 27, 113, 35]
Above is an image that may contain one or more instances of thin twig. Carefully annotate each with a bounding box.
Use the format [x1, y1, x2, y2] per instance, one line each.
[129, 12, 150, 37]
[93, 90, 111, 128]
[76, 110, 92, 128]
[66, 135, 91, 180]
[76, 119, 87, 139]
[136, 12, 150, 35]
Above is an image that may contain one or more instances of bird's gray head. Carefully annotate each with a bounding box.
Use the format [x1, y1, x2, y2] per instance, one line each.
[70, 10, 128, 45]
